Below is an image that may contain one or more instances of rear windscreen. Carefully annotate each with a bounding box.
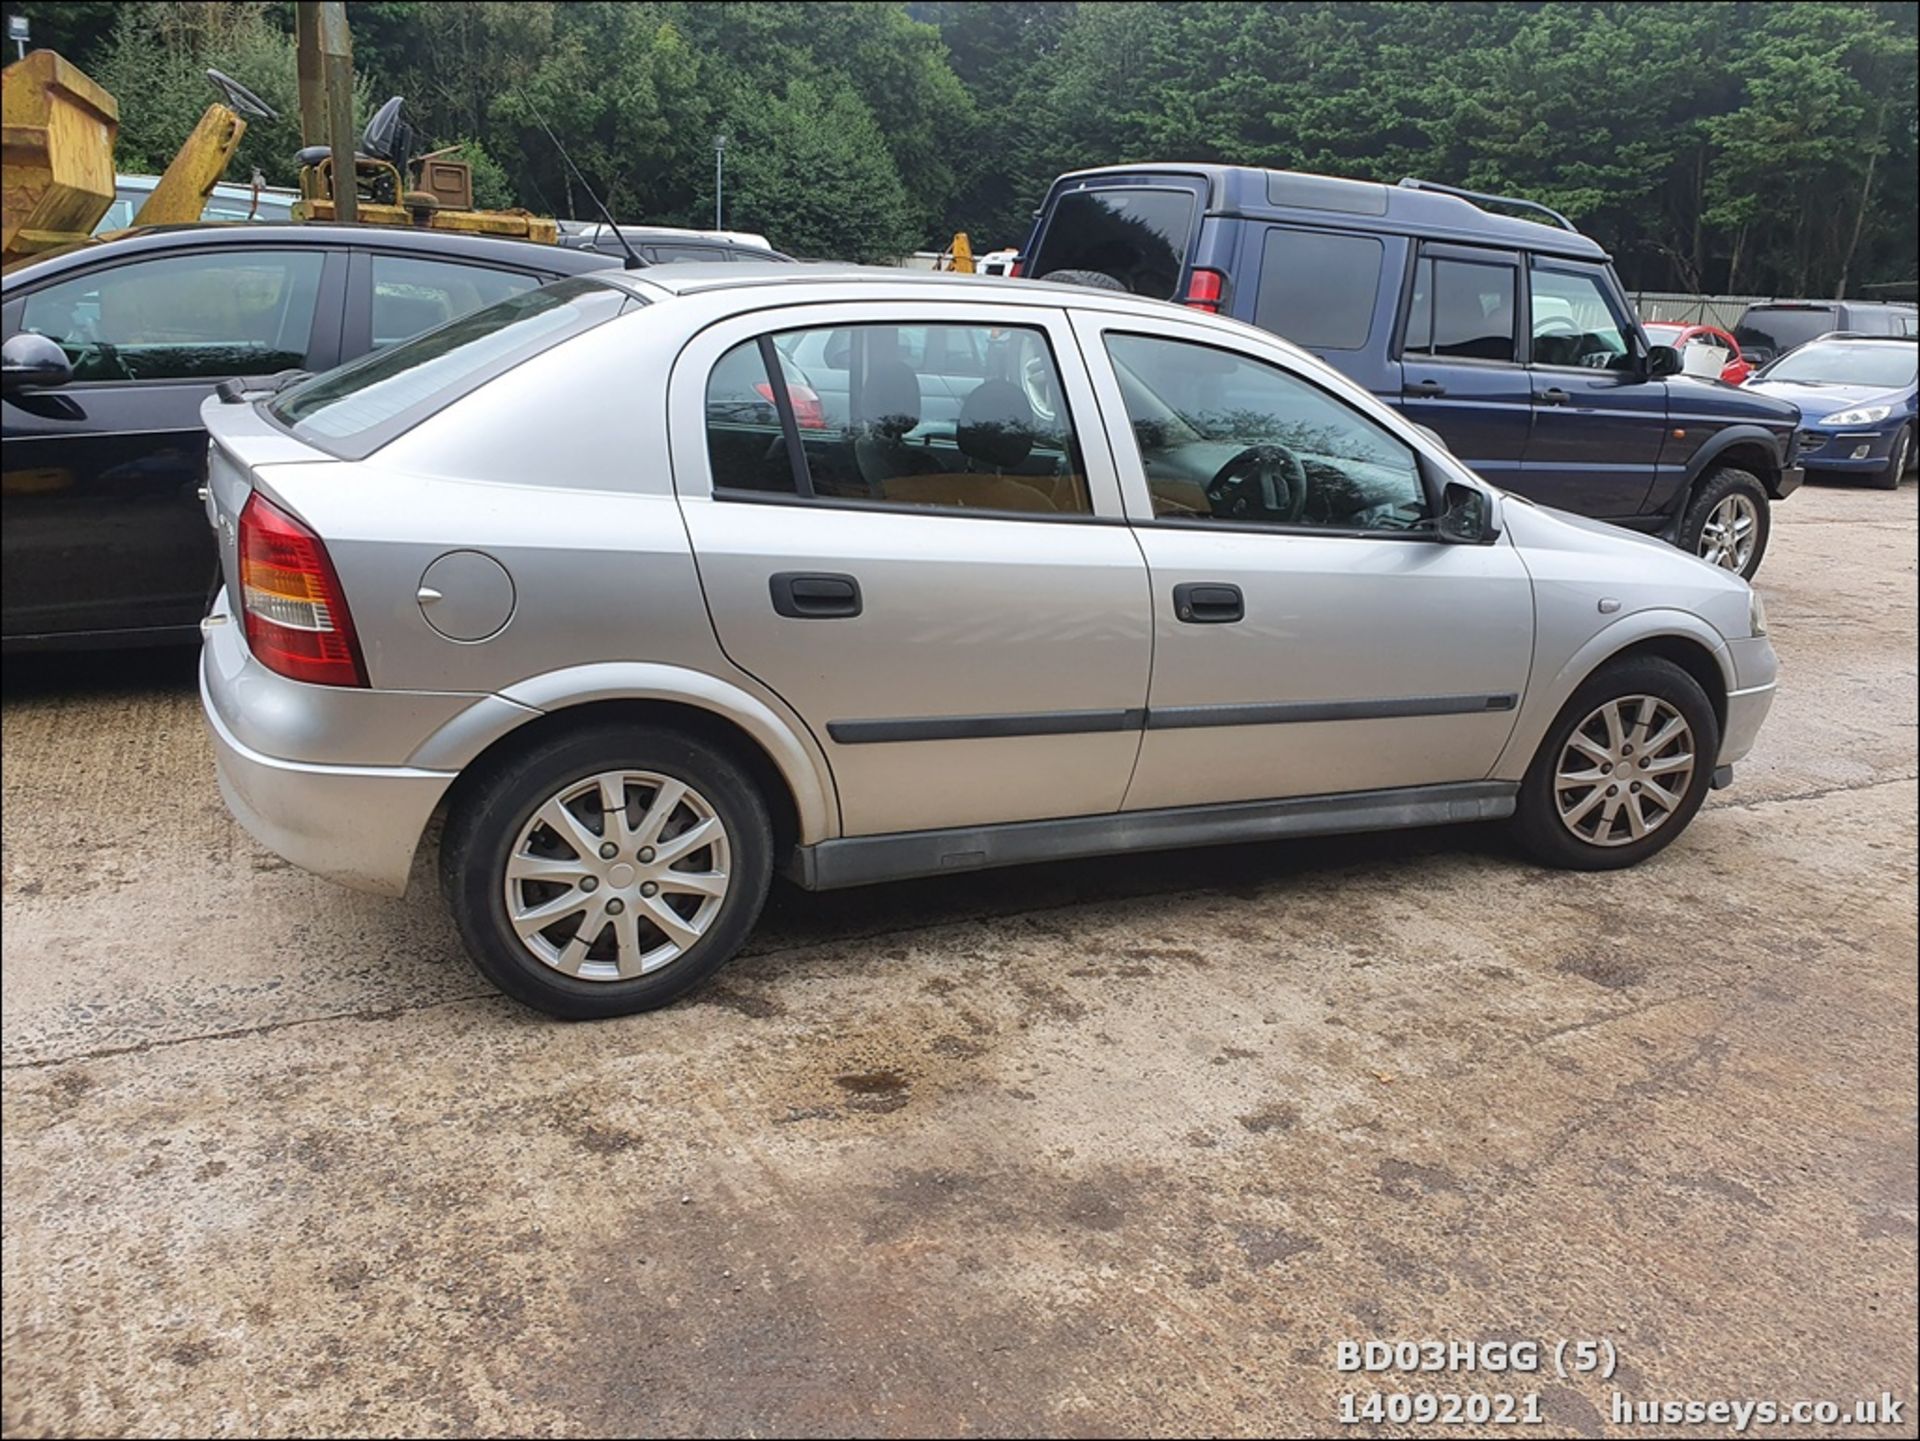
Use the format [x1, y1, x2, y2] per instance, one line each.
[1734, 308, 1839, 357]
[269, 276, 631, 459]
[1029, 187, 1196, 299]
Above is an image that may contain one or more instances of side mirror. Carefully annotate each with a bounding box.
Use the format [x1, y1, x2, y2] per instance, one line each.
[1436, 480, 1497, 544]
[1645, 343, 1682, 379]
[1, 332, 74, 394]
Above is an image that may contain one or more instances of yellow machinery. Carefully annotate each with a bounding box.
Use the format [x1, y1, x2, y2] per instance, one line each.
[1, 50, 119, 265]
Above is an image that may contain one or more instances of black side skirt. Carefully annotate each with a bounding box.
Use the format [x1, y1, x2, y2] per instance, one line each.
[784, 780, 1519, 891]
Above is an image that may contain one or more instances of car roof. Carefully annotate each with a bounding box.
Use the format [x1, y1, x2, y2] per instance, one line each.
[3, 223, 620, 288]
[1046, 163, 1610, 261]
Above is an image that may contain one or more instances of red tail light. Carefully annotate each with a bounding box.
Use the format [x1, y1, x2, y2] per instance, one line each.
[754, 380, 827, 430]
[238, 492, 367, 688]
[1009, 258, 1024, 278]
[1183, 267, 1225, 313]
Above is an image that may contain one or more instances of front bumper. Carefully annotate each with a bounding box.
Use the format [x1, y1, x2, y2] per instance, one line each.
[1718, 634, 1777, 767]
[200, 608, 458, 896]
[1797, 427, 1899, 472]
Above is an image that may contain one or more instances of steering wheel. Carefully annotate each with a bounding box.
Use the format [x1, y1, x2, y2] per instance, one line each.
[1532, 316, 1579, 338]
[1206, 444, 1307, 523]
[206, 69, 278, 120]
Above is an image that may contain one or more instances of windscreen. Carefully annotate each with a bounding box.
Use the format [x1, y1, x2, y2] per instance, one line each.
[270, 276, 630, 458]
[1762, 340, 1916, 389]
[1734, 307, 1839, 358]
[1029, 186, 1196, 298]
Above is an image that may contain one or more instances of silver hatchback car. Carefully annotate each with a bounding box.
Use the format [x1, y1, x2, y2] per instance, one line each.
[198, 265, 1777, 1018]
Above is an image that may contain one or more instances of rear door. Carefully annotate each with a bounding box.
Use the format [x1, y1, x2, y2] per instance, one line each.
[1518, 259, 1668, 517]
[1024, 174, 1205, 300]
[1396, 243, 1533, 489]
[345, 249, 547, 354]
[670, 300, 1153, 838]
[2, 243, 342, 642]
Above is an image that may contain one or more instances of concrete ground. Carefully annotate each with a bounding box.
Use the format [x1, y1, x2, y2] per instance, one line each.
[2, 481, 1914, 1438]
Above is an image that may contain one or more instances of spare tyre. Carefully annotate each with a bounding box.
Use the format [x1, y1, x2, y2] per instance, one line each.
[1036, 268, 1128, 292]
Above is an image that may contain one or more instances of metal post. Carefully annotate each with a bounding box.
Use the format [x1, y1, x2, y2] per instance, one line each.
[714, 132, 727, 232]
[317, 1, 356, 223]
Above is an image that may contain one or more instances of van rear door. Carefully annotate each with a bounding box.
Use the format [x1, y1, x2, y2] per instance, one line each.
[1023, 173, 1206, 300]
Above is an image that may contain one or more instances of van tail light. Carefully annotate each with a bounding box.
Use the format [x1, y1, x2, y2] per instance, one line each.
[1009, 258, 1024, 278]
[1183, 267, 1225, 313]
[237, 492, 367, 688]
[754, 380, 827, 430]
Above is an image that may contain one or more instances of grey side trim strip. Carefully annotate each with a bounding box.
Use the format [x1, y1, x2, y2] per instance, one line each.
[785, 780, 1518, 891]
[1149, 693, 1516, 730]
[826, 694, 1516, 744]
[827, 708, 1145, 745]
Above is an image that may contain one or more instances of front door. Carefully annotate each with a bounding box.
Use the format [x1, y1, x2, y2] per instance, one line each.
[669, 301, 1152, 838]
[1072, 312, 1534, 813]
[1397, 243, 1533, 491]
[2, 246, 338, 642]
[1519, 260, 1669, 517]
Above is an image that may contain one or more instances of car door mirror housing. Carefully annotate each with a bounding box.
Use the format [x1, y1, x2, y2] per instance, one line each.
[1, 332, 74, 393]
[1436, 480, 1498, 544]
[1645, 343, 1683, 379]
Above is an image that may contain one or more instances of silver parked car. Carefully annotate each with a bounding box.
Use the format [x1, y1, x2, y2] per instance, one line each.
[198, 265, 1778, 1018]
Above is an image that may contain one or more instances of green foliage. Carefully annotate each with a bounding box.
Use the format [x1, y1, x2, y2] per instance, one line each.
[38, 1, 1919, 292]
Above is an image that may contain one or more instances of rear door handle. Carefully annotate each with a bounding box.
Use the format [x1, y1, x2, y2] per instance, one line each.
[1172, 582, 1243, 625]
[770, 571, 862, 619]
[1408, 378, 1447, 397]
[1535, 387, 1571, 405]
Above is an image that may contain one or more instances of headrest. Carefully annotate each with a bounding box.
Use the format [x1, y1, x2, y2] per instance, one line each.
[956, 379, 1037, 470]
[853, 359, 920, 440]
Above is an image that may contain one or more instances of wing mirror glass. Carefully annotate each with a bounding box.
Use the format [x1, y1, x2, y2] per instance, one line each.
[1436, 480, 1497, 544]
[1, 332, 74, 393]
[1645, 343, 1683, 379]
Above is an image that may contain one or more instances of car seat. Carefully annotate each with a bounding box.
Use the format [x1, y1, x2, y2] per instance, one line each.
[852, 359, 941, 494]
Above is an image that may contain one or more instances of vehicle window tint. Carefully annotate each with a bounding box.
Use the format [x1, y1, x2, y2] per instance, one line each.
[647, 244, 734, 264]
[371, 254, 540, 349]
[1404, 255, 1516, 362]
[19, 249, 324, 382]
[1529, 267, 1633, 371]
[1253, 228, 1382, 350]
[271, 277, 629, 459]
[1733, 308, 1838, 358]
[1028, 187, 1195, 299]
[1105, 333, 1430, 531]
[708, 323, 1090, 515]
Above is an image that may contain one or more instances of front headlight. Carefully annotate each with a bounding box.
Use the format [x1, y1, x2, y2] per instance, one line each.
[1749, 590, 1769, 637]
[1823, 404, 1892, 427]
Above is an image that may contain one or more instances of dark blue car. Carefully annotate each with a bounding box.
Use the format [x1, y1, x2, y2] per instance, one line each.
[1743, 335, 1917, 490]
[1020, 164, 1803, 578]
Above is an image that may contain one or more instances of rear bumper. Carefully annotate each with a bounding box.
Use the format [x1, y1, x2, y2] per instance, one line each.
[200, 610, 457, 896]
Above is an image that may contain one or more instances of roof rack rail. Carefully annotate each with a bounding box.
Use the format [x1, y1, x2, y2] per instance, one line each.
[1396, 177, 1579, 234]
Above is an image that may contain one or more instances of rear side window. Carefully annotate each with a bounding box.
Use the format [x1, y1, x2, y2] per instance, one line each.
[1733, 307, 1838, 357]
[705, 322, 1091, 516]
[270, 276, 629, 458]
[19, 248, 323, 382]
[370, 255, 539, 349]
[1404, 254, 1517, 363]
[1029, 187, 1195, 299]
[1253, 228, 1383, 351]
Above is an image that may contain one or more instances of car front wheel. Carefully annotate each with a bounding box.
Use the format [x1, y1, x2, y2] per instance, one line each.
[1679, 466, 1770, 578]
[441, 723, 773, 1018]
[1874, 424, 1911, 490]
[1511, 656, 1721, 871]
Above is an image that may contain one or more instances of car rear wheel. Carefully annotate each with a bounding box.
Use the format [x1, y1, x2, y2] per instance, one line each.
[1873, 425, 1911, 490]
[1680, 466, 1770, 578]
[441, 723, 773, 1018]
[1511, 656, 1720, 871]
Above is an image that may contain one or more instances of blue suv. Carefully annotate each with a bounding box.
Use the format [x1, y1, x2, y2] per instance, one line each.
[1020, 165, 1803, 578]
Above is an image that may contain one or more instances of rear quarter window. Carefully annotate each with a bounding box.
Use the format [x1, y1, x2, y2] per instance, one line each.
[1029, 186, 1196, 299]
[1253, 228, 1384, 351]
[269, 276, 632, 460]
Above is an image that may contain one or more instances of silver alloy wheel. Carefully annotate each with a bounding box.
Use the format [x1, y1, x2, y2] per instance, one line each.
[1697, 492, 1758, 572]
[1554, 694, 1696, 848]
[1895, 428, 1912, 476]
[503, 769, 730, 981]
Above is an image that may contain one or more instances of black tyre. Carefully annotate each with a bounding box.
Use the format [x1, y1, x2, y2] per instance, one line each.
[441, 723, 773, 1019]
[1678, 466, 1770, 579]
[1035, 267, 1128, 292]
[1872, 424, 1910, 490]
[1511, 655, 1720, 871]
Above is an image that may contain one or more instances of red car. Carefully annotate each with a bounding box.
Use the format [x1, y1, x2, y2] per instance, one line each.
[1642, 321, 1753, 385]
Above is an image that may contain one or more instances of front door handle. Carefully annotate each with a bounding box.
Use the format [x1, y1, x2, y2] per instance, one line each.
[770, 571, 862, 619]
[1173, 582, 1243, 625]
[1408, 378, 1447, 397]
[1535, 386, 1571, 405]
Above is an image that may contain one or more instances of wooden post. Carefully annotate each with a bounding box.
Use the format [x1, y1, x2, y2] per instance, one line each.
[294, 2, 325, 153]
[317, 1, 356, 223]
